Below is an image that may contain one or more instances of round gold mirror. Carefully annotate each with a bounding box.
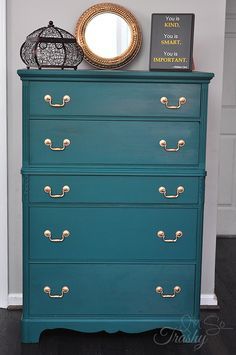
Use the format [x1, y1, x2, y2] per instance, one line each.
[75, 3, 142, 69]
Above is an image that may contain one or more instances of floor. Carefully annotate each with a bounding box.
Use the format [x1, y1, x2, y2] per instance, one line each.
[0, 237, 235, 355]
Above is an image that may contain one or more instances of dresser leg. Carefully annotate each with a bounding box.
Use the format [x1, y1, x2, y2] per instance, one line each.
[21, 319, 44, 343]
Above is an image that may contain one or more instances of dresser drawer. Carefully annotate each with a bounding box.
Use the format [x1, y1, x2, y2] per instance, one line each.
[29, 206, 198, 261]
[29, 120, 200, 166]
[28, 175, 200, 204]
[29, 263, 195, 316]
[29, 81, 201, 117]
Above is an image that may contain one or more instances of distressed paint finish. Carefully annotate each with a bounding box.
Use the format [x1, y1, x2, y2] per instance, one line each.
[18, 69, 213, 343]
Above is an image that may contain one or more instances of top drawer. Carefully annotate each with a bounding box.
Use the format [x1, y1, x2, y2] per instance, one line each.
[29, 82, 201, 118]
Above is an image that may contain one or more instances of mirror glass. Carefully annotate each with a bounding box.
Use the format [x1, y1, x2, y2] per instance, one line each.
[84, 13, 132, 58]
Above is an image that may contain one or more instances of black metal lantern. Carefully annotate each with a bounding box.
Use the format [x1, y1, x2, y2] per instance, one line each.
[20, 21, 84, 70]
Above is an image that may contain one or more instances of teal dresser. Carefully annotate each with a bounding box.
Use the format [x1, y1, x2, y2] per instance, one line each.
[18, 69, 213, 343]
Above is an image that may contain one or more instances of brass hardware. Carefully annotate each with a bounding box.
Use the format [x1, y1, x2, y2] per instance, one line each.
[157, 230, 183, 243]
[159, 139, 185, 152]
[44, 229, 70, 242]
[44, 185, 70, 198]
[43, 286, 69, 298]
[156, 285, 181, 298]
[44, 94, 70, 108]
[160, 96, 186, 109]
[158, 186, 184, 199]
[44, 138, 71, 151]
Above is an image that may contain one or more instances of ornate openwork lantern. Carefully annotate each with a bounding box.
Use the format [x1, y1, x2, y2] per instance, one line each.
[20, 21, 84, 69]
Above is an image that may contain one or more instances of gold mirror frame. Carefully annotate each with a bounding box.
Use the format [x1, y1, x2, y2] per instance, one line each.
[75, 3, 142, 69]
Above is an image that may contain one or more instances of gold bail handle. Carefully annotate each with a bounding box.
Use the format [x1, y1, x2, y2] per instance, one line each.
[44, 229, 70, 242]
[44, 94, 70, 108]
[44, 185, 70, 198]
[159, 139, 185, 152]
[157, 230, 183, 243]
[44, 138, 71, 151]
[156, 285, 181, 298]
[158, 186, 184, 199]
[160, 96, 186, 109]
[43, 286, 69, 298]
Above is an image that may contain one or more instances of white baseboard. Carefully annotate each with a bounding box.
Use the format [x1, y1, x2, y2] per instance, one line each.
[8, 293, 23, 307]
[200, 293, 218, 306]
[7, 292, 218, 308]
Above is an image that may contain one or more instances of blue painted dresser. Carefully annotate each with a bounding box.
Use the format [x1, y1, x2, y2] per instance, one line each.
[18, 69, 213, 343]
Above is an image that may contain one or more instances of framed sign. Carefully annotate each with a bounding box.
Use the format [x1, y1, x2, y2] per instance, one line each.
[149, 13, 194, 71]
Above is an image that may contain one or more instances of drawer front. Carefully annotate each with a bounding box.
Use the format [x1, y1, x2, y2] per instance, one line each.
[29, 207, 198, 260]
[29, 120, 200, 166]
[29, 82, 201, 117]
[28, 175, 199, 204]
[29, 264, 195, 316]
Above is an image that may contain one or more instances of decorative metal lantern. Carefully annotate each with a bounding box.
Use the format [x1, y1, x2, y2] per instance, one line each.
[20, 21, 84, 70]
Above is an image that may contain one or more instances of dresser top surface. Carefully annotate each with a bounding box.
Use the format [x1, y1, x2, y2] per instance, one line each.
[17, 69, 214, 82]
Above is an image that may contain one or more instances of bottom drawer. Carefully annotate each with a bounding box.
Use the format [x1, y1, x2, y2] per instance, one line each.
[29, 264, 195, 316]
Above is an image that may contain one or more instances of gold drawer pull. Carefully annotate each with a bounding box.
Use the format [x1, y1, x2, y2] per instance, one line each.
[158, 186, 184, 199]
[160, 96, 186, 109]
[157, 230, 183, 243]
[44, 138, 71, 151]
[159, 139, 185, 152]
[44, 229, 70, 242]
[156, 285, 181, 298]
[43, 286, 69, 298]
[44, 94, 70, 108]
[44, 185, 70, 198]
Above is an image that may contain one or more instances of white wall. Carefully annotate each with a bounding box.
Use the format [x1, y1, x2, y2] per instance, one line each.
[7, 0, 226, 304]
[217, 0, 236, 235]
[0, 0, 8, 308]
